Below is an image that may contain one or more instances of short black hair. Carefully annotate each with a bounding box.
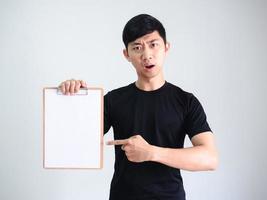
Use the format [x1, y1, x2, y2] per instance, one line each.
[122, 14, 166, 49]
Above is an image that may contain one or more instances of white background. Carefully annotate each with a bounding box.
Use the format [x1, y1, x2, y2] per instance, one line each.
[0, 0, 266, 199]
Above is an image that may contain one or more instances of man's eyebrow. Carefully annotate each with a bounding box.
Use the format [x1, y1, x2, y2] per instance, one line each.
[148, 39, 160, 43]
[130, 42, 142, 46]
[130, 39, 161, 46]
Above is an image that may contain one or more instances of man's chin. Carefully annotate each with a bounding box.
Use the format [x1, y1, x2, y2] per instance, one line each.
[140, 72, 161, 79]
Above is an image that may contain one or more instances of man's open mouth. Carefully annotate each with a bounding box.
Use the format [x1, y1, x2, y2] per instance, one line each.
[145, 65, 155, 69]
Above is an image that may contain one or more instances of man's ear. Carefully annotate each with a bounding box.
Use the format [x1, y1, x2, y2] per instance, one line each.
[123, 49, 131, 62]
[165, 42, 170, 52]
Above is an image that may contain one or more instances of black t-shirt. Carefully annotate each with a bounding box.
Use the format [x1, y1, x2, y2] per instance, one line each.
[104, 81, 211, 200]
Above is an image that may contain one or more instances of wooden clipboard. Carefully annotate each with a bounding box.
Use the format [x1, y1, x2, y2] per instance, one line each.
[43, 87, 103, 169]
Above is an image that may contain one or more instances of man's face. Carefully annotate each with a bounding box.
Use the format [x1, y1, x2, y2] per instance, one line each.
[123, 31, 169, 80]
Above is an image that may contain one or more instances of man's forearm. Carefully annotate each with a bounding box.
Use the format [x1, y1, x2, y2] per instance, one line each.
[149, 145, 218, 171]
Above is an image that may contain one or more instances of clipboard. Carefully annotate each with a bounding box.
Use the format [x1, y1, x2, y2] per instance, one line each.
[43, 87, 104, 169]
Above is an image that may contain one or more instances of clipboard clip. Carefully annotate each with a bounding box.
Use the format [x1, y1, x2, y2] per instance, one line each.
[57, 88, 88, 95]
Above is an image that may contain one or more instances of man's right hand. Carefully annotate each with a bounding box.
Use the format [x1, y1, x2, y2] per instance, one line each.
[58, 79, 87, 95]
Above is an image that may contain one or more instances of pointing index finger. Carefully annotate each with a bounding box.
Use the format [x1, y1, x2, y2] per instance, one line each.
[106, 139, 128, 146]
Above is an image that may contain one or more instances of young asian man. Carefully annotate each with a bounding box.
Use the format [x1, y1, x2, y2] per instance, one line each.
[59, 14, 218, 200]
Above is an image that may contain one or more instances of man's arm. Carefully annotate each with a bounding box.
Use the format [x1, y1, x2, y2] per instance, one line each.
[107, 131, 219, 172]
[150, 131, 218, 171]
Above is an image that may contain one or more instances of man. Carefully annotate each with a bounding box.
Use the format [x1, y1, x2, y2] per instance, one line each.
[59, 14, 218, 200]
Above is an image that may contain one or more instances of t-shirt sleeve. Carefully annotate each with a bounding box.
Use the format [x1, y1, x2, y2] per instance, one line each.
[104, 92, 112, 134]
[184, 94, 212, 140]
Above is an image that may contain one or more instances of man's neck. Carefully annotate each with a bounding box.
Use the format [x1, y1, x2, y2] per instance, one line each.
[135, 74, 165, 91]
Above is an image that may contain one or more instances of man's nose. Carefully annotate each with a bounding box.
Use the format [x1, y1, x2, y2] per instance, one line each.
[142, 48, 152, 61]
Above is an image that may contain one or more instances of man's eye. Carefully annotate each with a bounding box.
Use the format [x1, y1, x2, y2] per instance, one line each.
[151, 43, 159, 48]
[133, 46, 142, 51]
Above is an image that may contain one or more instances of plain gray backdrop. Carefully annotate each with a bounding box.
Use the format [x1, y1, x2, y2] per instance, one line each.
[1, 0, 266, 199]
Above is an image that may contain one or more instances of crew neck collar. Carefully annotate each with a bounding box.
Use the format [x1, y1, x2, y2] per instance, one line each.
[132, 81, 168, 94]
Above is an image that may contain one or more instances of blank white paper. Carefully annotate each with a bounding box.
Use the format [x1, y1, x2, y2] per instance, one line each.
[43, 88, 103, 169]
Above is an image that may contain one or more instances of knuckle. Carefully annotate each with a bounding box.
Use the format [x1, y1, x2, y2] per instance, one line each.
[131, 135, 139, 139]
[128, 139, 133, 145]
[81, 80, 87, 87]
[75, 82, 81, 89]
[70, 80, 75, 85]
